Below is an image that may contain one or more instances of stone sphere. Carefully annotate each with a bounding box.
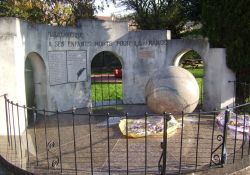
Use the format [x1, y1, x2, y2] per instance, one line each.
[145, 66, 199, 114]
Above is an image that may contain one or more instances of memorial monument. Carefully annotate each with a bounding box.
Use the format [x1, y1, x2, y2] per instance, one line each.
[0, 17, 235, 135]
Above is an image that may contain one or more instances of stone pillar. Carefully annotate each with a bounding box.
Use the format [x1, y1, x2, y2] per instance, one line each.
[204, 48, 235, 111]
[0, 18, 26, 136]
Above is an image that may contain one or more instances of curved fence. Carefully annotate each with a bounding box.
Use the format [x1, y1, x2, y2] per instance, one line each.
[1, 94, 250, 174]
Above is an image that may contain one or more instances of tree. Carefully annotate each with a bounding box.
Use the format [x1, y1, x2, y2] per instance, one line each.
[0, 0, 45, 23]
[0, 0, 101, 25]
[180, 0, 202, 23]
[69, 0, 96, 21]
[201, 0, 250, 80]
[43, 1, 74, 26]
[202, 0, 250, 104]
[118, 0, 186, 38]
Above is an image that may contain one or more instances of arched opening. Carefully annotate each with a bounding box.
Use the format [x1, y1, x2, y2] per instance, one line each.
[25, 53, 47, 123]
[91, 51, 123, 106]
[174, 50, 204, 109]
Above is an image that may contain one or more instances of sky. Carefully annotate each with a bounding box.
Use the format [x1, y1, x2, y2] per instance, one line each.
[95, 0, 133, 16]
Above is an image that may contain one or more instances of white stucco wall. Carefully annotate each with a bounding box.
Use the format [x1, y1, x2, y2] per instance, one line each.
[0, 18, 25, 136]
[0, 17, 235, 136]
[207, 49, 235, 109]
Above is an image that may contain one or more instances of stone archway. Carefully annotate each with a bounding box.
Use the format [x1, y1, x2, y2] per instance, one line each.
[25, 52, 47, 111]
[173, 49, 193, 66]
[90, 51, 123, 106]
[173, 49, 204, 109]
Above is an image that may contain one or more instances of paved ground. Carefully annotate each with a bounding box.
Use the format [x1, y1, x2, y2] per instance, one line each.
[0, 105, 249, 174]
[231, 166, 250, 175]
[0, 162, 14, 175]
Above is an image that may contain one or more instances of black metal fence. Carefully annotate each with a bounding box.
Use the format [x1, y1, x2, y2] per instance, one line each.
[1, 94, 250, 174]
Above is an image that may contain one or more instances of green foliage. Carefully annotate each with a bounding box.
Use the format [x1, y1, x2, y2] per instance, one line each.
[43, 1, 74, 26]
[0, 0, 98, 25]
[180, 28, 203, 39]
[70, 0, 96, 21]
[119, 0, 186, 38]
[0, 0, 45, 23]
[180, 0, 202, 23]
[201, 0, 250, 79]
[201, 1, 226, 47]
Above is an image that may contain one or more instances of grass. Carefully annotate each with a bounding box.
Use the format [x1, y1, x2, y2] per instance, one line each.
[186, 68, 204, 78]
[91, 83, 122, 102]
[196, 78, 203, 104]
[187, 68, 204, 90]
[187, 68, 204, 104]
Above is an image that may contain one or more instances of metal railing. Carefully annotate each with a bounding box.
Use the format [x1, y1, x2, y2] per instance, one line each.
[91, 72, 123, 107]
[1, 94, 250, 174]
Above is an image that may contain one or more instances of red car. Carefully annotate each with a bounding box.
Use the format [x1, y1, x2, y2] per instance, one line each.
[113, 68, 122, 78]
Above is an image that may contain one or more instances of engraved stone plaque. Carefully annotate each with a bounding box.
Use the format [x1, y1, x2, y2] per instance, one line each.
[137, 47, 155, 59]
[48, 51, 67, 85]
[67, 51, 87, 82]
